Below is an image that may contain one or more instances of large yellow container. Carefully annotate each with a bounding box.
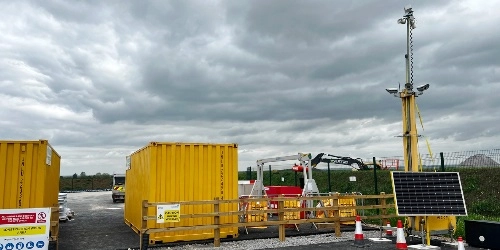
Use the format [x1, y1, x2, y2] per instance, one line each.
[124, 142, 239, 244]
[0, 140, 61, 245]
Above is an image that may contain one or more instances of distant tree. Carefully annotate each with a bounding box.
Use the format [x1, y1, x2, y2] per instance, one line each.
[94, 172, 111, 178]
[72, 173, 78, 179]
[80, 172, 86, 177]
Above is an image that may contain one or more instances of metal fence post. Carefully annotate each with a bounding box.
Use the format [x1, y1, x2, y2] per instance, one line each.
[327, 162, 331, 193]
[440, 152, 445, 171]
[269, 165, 272, 186]
[373, 157, 379, 215]
[247, 166, 252, 180]
[373, 157, 378, 195]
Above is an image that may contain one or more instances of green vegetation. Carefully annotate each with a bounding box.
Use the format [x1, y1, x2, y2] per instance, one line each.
[60, 174, 113, 191]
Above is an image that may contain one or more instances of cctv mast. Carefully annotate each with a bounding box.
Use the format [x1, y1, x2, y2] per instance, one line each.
[387, 6, 429, 172]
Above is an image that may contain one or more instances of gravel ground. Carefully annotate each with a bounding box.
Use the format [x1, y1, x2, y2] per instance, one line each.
[156, 231, 386, 250]
[156, 232, 474, 250]
[57, 191, 483, 250]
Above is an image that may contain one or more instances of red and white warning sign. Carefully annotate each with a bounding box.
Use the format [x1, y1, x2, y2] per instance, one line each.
[37, 212, 47, 223]
[0, 213, 36, 225]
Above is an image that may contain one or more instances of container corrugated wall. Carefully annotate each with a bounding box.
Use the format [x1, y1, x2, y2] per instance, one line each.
[124, 142, 239, 243]
[0, 140, 61, 244]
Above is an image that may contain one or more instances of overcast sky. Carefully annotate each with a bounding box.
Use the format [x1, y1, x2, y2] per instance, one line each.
[1, 0, 499, 176]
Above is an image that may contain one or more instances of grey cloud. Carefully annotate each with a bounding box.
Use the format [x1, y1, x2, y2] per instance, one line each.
[1, 0, 499, 175]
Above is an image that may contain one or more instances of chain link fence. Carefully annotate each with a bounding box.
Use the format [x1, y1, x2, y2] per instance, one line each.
[374, 149, 500, 171]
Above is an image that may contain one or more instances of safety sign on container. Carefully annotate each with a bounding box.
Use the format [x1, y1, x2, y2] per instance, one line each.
[0, 208, 51, 250]
[156, 204, 180, 223]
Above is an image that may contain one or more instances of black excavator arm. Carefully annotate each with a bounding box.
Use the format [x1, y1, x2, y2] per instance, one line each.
[311, 153, 381, 170]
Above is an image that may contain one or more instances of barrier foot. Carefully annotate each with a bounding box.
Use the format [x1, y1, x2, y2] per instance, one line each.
[140, 233, 149, 250]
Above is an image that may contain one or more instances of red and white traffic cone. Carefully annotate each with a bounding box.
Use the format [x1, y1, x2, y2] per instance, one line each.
[354, 215, 364, 245]
[385, 220, 393, 237]
[395, 220, 408, 250]
[457, 236, 465, 250]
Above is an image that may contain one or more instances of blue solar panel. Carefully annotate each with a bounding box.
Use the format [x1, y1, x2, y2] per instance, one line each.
[391, 172, 468, 216]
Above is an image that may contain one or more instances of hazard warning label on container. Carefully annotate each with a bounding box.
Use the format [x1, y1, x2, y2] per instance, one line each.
[156, 204, 180, 223]
[0, 208, 50, 250]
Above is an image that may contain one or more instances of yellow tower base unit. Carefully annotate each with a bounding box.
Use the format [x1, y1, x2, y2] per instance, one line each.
[410, 216, 457, 235]
[0, 140, 61, 248]
[124, 142, 239, 244]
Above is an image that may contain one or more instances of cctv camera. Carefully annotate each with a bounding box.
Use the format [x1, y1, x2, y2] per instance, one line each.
[386, 88, 399, 94]
[397, 18, 406, 24]
[416, 84, 429, 92]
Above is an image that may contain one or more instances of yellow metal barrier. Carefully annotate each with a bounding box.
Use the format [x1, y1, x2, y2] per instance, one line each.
[239, 196, 268, 226]
[339, 196, 356, 225]
[283, 199, 301, 220]
[248, 201, 268, 223]
[316, 194, 357, 225]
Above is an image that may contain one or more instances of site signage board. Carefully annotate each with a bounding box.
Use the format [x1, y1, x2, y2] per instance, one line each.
[0, 208, 51, 250]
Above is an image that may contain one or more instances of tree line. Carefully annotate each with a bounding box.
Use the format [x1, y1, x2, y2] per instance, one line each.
[61, 172, 113, 179]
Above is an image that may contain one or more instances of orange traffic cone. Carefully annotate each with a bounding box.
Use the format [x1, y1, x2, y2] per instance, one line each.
[457, 236, 465, 250]
[385, 220, 393, 237]
[395, 220, 408, 249]
[354, 215, 364, 245]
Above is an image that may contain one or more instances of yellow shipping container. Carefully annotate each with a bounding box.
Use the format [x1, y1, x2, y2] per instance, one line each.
[124, 142, 239, 244]
[0, 140, 61, 248]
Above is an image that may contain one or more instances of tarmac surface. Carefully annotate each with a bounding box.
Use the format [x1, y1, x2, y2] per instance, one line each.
[58, 191, 488, 250]
[273, 240, 479, 250]
[58, 191, 139, 250]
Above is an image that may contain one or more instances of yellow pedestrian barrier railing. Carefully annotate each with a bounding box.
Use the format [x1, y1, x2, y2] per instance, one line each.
[138, 192, 396, 250]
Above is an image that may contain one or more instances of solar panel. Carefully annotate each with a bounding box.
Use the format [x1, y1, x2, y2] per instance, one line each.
[391, 172, 468, 216]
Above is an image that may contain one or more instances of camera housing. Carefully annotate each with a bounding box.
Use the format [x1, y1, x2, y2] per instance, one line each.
[386, 88, 399, 94]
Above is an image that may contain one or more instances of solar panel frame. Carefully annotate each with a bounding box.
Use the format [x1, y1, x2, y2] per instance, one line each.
[391, 171, 468, 216]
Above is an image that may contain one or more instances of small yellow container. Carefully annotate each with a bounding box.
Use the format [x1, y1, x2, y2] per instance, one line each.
[124, 142, 239, 244]
[0, 140, 61, 246]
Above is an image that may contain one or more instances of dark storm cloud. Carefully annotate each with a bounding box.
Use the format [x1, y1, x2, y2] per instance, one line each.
[105, 0, 458, 125]
[1, 0, 499, 175]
